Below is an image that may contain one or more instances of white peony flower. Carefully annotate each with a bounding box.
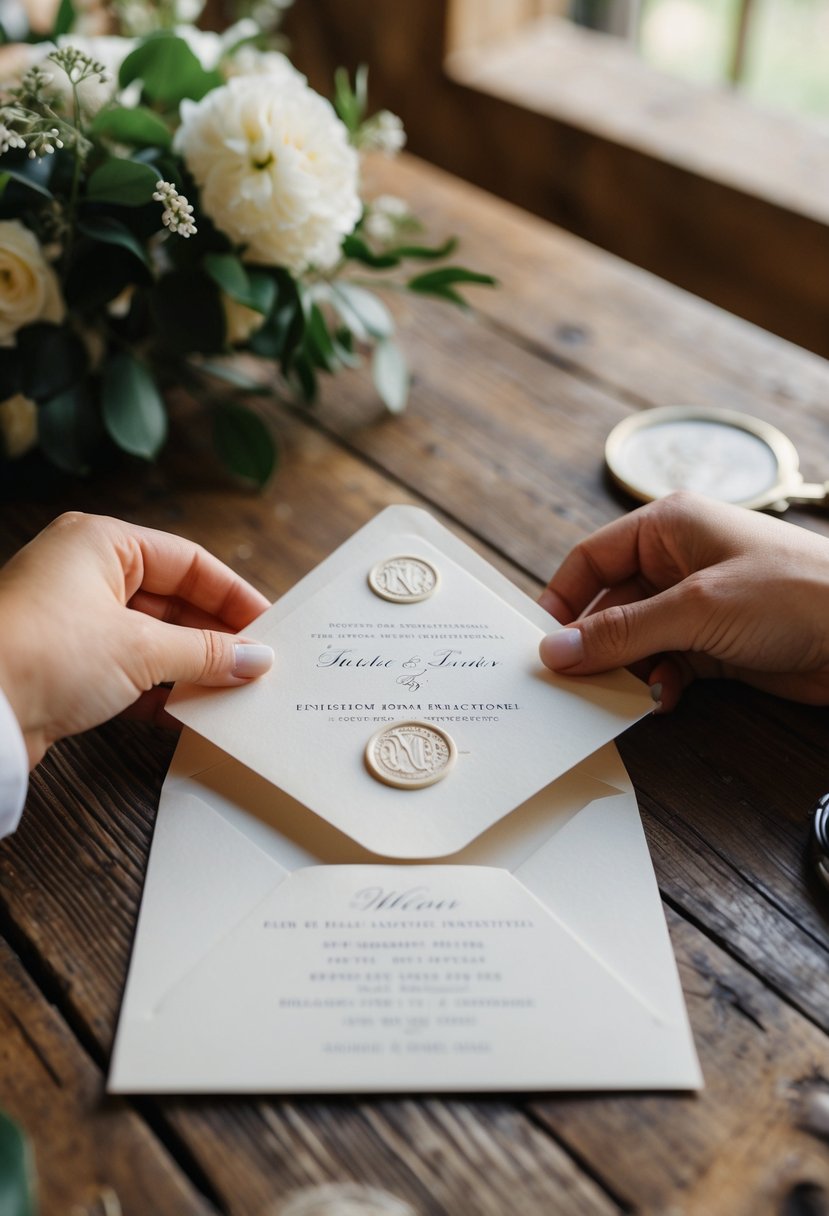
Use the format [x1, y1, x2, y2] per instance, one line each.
[0, 221, 65, 346]
[175, 74, 361, 273]
[0, 393, 37, 458]
[176, 19, 261, 71]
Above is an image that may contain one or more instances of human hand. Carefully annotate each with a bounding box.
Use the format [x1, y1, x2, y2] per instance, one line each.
[0, 512, 274, 766]
[538, 491, 829, 710]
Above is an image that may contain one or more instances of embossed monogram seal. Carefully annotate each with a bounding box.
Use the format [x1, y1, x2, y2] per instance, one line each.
[364, 720, 457, 790]
[368, 555, 439, 604]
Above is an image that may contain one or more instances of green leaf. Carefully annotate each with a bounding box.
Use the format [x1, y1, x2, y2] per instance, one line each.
[119, 35, 223, 105]
[101, 353, 167, 459]
[390, 237, 458, 261]
[406, 266, 497, 307]
[39, 384, 101, 476]
[18, 324, 87, 402]
[91, 105, 172, 149]
[194, 359, 270, 394]
[328, 283, 393, 341]
[0, 166, 53, 200]
[372, 339, 409, 413]
[291, 352, 317, 403]
[0, 1110, 36, 1216]
[213, 402, 276, 487]
[86, 158, 158, 206]
[341, 235, 400, 270]
[204, 254, 277, 316]
[333, 65, 368, 133]
[304, 303, 338, 372]
[77, 216, 151, 268]
[51, 0, 75, 37]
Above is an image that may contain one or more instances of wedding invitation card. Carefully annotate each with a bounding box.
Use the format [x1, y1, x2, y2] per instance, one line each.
[108, 507, 702, 1093]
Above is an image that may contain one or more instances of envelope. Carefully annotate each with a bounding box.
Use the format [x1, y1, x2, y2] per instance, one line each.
[108, 507, 702, 1093]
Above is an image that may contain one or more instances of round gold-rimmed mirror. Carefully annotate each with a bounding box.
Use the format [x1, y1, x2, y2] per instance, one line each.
[605, 406, 829, 512]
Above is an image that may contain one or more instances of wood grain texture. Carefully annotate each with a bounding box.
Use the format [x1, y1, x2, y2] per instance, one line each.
[0, 937, 215, 1216]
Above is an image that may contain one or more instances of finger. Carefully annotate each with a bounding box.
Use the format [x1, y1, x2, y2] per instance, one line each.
[127, 590, 242, 633]
[538, 584, 701, 676]
[120, 686, 181, 730]
[119, 522, 270, 628]
[141, 618, 275, 686]
[539, 510, 649, 622]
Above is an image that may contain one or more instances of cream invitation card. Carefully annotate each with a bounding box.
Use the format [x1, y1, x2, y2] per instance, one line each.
[108, 507, 702, 1093]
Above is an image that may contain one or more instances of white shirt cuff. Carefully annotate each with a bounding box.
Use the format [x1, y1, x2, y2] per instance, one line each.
[0, 683, 27, 838]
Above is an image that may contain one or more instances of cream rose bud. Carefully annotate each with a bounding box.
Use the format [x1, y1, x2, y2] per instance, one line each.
[175, 75, 361, 274]
[0, 393, 38, 459]
[0, 221, 65, 346]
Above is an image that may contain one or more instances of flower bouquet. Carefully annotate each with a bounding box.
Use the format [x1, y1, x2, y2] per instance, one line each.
[0, 11, 494, 484]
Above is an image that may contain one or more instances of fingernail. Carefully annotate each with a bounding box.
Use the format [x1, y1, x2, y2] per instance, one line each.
[650, 682, 663, 703]
[232, 643, 274, 679]
[539, 628, 584, 670]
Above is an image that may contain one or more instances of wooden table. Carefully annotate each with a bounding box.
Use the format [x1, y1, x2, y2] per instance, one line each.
[1, 153, 828, 1216]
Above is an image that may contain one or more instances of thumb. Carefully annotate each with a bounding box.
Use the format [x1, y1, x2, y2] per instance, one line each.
[144, 619, 274, 686]
[539, 588, 696, 676]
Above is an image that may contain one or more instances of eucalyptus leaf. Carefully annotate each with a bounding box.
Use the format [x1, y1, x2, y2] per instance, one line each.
[86, 158, 158, 206]
[406, 266, 497, 307]
[328, 283, 393, 341]
[372, 339, 409, 414]
[119, 35, 223, 105]
[0, 1110, 36, 1216]
[77, 216, 151, 268]
[91, 106, 172, 149]
[39, 384, 101, 476]
[101, 353, 167, 459]
[213, 402, 276, 487]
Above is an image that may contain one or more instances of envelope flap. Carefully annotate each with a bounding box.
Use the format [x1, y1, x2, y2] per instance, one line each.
[170, 510, 651, 857]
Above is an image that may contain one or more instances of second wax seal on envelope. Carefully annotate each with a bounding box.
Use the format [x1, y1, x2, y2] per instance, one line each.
[365, 721, 457, 789]
[368, 556, 439, 603]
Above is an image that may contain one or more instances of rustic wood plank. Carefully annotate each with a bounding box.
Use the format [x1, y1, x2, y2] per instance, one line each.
[0, 936, 216, 1216]
[621, 682, 829, 1032]
[362, 154, 829, 430]
[529, 906, 829, 1216]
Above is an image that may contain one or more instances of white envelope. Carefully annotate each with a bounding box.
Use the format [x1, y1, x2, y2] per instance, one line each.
[108, 507, 702, 1093]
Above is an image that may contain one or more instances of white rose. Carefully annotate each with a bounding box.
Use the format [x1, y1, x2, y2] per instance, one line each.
[175, 75, 361, 273]
[0, 221, 65, 346]
[0, 393, 37, 458]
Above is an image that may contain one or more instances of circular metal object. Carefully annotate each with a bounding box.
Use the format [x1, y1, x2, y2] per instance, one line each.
[605, 406, 829, 512]
[365, 720, 457, 790]
[368, 555, 440, 603]
[809, 793, 829, 892]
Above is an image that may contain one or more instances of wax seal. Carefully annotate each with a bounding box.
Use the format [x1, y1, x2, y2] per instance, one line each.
[368, 555, 439, 603]
[365, 720, 456, 789]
